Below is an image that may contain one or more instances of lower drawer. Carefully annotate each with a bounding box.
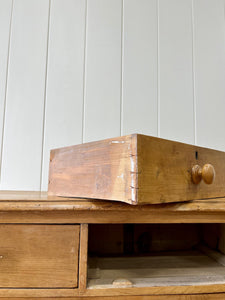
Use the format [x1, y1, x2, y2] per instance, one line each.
[0, 224, 79, 288]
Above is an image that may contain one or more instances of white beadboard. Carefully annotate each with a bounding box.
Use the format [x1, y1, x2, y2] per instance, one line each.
[0, 0, 12, 174]
[0, 0, 49, 190]
[0, 0, 225, 191]
[122, 0, 158, 136]
[194, 0, 225, 151]
[83, 0, 122, 142]
[159, 0, 194, 143]
[41, 0, 86, 191]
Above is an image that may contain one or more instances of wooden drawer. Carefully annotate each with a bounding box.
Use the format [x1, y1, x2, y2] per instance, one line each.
[0, 224, 79, 288]
[48, 134, 225, 204]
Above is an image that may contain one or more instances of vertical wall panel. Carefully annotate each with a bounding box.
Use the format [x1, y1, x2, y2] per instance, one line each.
[0, 0, 12, 175]
[0, 0, 49, 190]
[122, 0, 158, 136]
[194, 0, 225, 151]
[84, 0, 122, 142]
[41, 0, 86, 191]
[159, 0, 194, 143]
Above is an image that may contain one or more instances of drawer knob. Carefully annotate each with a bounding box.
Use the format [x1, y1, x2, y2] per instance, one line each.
[192, 164, 215, 184]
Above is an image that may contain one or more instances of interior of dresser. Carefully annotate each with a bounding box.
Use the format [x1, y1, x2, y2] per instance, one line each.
[87, 223, 225, 289]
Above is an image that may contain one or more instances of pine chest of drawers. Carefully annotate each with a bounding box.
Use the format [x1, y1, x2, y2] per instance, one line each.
[1, 191, 225, 299]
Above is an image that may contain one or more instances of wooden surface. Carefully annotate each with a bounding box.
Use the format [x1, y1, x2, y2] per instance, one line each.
[89, 224, 124, 255]
[48, 135, 137, 204]
[49, 134, 225, 205]
[88, 249, 225, 289]
[79, 224, 88, 290]
[1, 191, 225, 224]
[1, 191, 225, 296]
[192, 164, 215, 184]
[137, 134, 225, 204]
[0, 224, 79, 288]
[2, 294, 225, 299]
[0, 222, 225, 297]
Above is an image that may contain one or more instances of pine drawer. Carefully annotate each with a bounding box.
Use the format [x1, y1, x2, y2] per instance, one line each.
[48, 134, 225, 204]
[0, 224, 79, 288]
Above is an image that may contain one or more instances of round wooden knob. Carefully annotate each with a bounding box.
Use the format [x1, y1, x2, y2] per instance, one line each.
[202, 164, 215, 184]
[192, 164, 215, 184]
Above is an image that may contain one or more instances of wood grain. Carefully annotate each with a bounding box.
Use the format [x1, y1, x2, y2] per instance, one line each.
[49, 134, 225, 204]
[2, 294, 225, 299]
[0, 224, 79, 288]
[79, 224, 88, 290]
[48, 134, 137, 204]
[1, 192, 225, 224]
[0, 205, 225, 296]
[1, 285, 225, 298]
[137, 134, 225, 204]
[88, 250, 225, 289]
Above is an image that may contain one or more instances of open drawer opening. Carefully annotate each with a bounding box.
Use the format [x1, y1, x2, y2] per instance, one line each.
[87, 223, 225, 289]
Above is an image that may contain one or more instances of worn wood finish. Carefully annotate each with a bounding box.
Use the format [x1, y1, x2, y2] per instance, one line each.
[48, 134, 225, 205]
[1, 192, 225, 224]
[49, 135, 137, 204]
[88, 250, 225, 289]
[1, 284, 225, 298]
[2, 294, 225, 299]
[79, 224, 88, 290]
[1, 192, 225, 297]
[0, 224, 79, 288]
[137, 134, 225, 204]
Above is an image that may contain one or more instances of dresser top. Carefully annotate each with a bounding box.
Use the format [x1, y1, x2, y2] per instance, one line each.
[0, 191, 224, 214]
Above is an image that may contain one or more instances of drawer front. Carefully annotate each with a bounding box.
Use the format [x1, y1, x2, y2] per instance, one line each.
[0, 225, 79, 288]
[138, 135, 225, 204]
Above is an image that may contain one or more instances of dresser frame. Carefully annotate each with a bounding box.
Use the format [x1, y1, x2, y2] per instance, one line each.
[1, 191, 225, 299]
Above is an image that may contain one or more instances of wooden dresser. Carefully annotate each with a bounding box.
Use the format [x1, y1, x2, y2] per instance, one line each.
[1, 191, 225, 299]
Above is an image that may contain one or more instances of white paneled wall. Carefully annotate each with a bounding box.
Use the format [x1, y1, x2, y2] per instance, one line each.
[84, 0, 122, 142]
[0, 0, 49, 190]
[41, 0, 86, 190]
[0, 0, 225, 191]
[0, 0, 12, 177]
[159, 0, 194, 143]
[122, 0, 158, 136]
